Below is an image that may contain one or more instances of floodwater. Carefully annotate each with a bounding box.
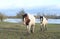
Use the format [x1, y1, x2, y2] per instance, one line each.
[4, 19, 60, 24]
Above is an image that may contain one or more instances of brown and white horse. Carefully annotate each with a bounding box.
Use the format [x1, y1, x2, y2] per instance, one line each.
[22, 13, 35, 33]
[40, 16, 48, 31]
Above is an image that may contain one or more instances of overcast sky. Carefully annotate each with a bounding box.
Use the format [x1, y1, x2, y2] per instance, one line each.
[0, 0, 60, 16]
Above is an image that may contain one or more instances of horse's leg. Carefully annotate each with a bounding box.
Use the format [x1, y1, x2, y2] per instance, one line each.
[45, 24, 47, 31]
[42, 24, 45, 31]
[26, 25, 31, 33]
[40, 24, 45, 32]
[43, 24, 47, 31]
[31, 25, 35, 33]
[43, 23, 45, 31]
[40, 24, 42, 31]
[26, 25, 29, 33]
[40, 24, 44, 31]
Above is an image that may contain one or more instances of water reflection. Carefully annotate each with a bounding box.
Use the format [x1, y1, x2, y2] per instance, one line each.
[4, 19, 60, 24]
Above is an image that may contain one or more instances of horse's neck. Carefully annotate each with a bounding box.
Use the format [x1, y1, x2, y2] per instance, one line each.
[43, 17, 48, 23]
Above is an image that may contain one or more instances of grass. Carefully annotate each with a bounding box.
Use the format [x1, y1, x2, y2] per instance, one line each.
[0, 22, 60, 39]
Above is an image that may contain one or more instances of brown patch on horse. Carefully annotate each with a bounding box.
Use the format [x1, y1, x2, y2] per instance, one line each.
[26, 19, 30, 25]
[25, 16, 30, 25]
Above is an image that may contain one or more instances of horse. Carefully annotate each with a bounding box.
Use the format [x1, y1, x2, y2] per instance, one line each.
[22, 13, 35, 33]
[40, 16, 48, 31]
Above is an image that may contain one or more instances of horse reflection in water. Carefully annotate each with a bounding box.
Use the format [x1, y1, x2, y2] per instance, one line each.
[22, 13, 35, 33]
[40, 16, 48, 31]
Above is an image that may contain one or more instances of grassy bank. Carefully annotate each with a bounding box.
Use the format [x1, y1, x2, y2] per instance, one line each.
[0, 22, 60, 39]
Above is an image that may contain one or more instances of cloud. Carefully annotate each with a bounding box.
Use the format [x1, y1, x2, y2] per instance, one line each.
[0, 0, 60, 9]
[0, 0, 41, 9]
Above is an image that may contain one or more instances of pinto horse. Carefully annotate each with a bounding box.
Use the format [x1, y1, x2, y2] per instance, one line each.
[40, 16, 48, 31]
[22, 13, 35, 33]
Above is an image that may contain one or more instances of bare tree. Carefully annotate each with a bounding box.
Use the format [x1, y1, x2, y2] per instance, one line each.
[0, 12, 7, 22]
[16, 9, 26, 18]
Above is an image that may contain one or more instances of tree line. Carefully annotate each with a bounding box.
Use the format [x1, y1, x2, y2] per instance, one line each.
[0, 9, 60, 22]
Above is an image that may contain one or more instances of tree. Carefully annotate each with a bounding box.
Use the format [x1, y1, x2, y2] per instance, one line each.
[16, 9, 26, 18]
[0, 12, 7, 22]
[36, 12, 40, 19]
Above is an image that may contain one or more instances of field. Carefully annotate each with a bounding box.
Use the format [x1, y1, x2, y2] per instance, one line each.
[0, 22, 60, 39]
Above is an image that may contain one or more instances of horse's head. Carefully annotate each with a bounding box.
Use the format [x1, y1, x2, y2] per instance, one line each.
[22, 13, 30, 25]
[40, 16, 43, 21]
[22, 13, 27, 21]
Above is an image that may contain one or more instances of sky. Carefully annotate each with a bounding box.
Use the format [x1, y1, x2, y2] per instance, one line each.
[0, 0, 60, 16]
